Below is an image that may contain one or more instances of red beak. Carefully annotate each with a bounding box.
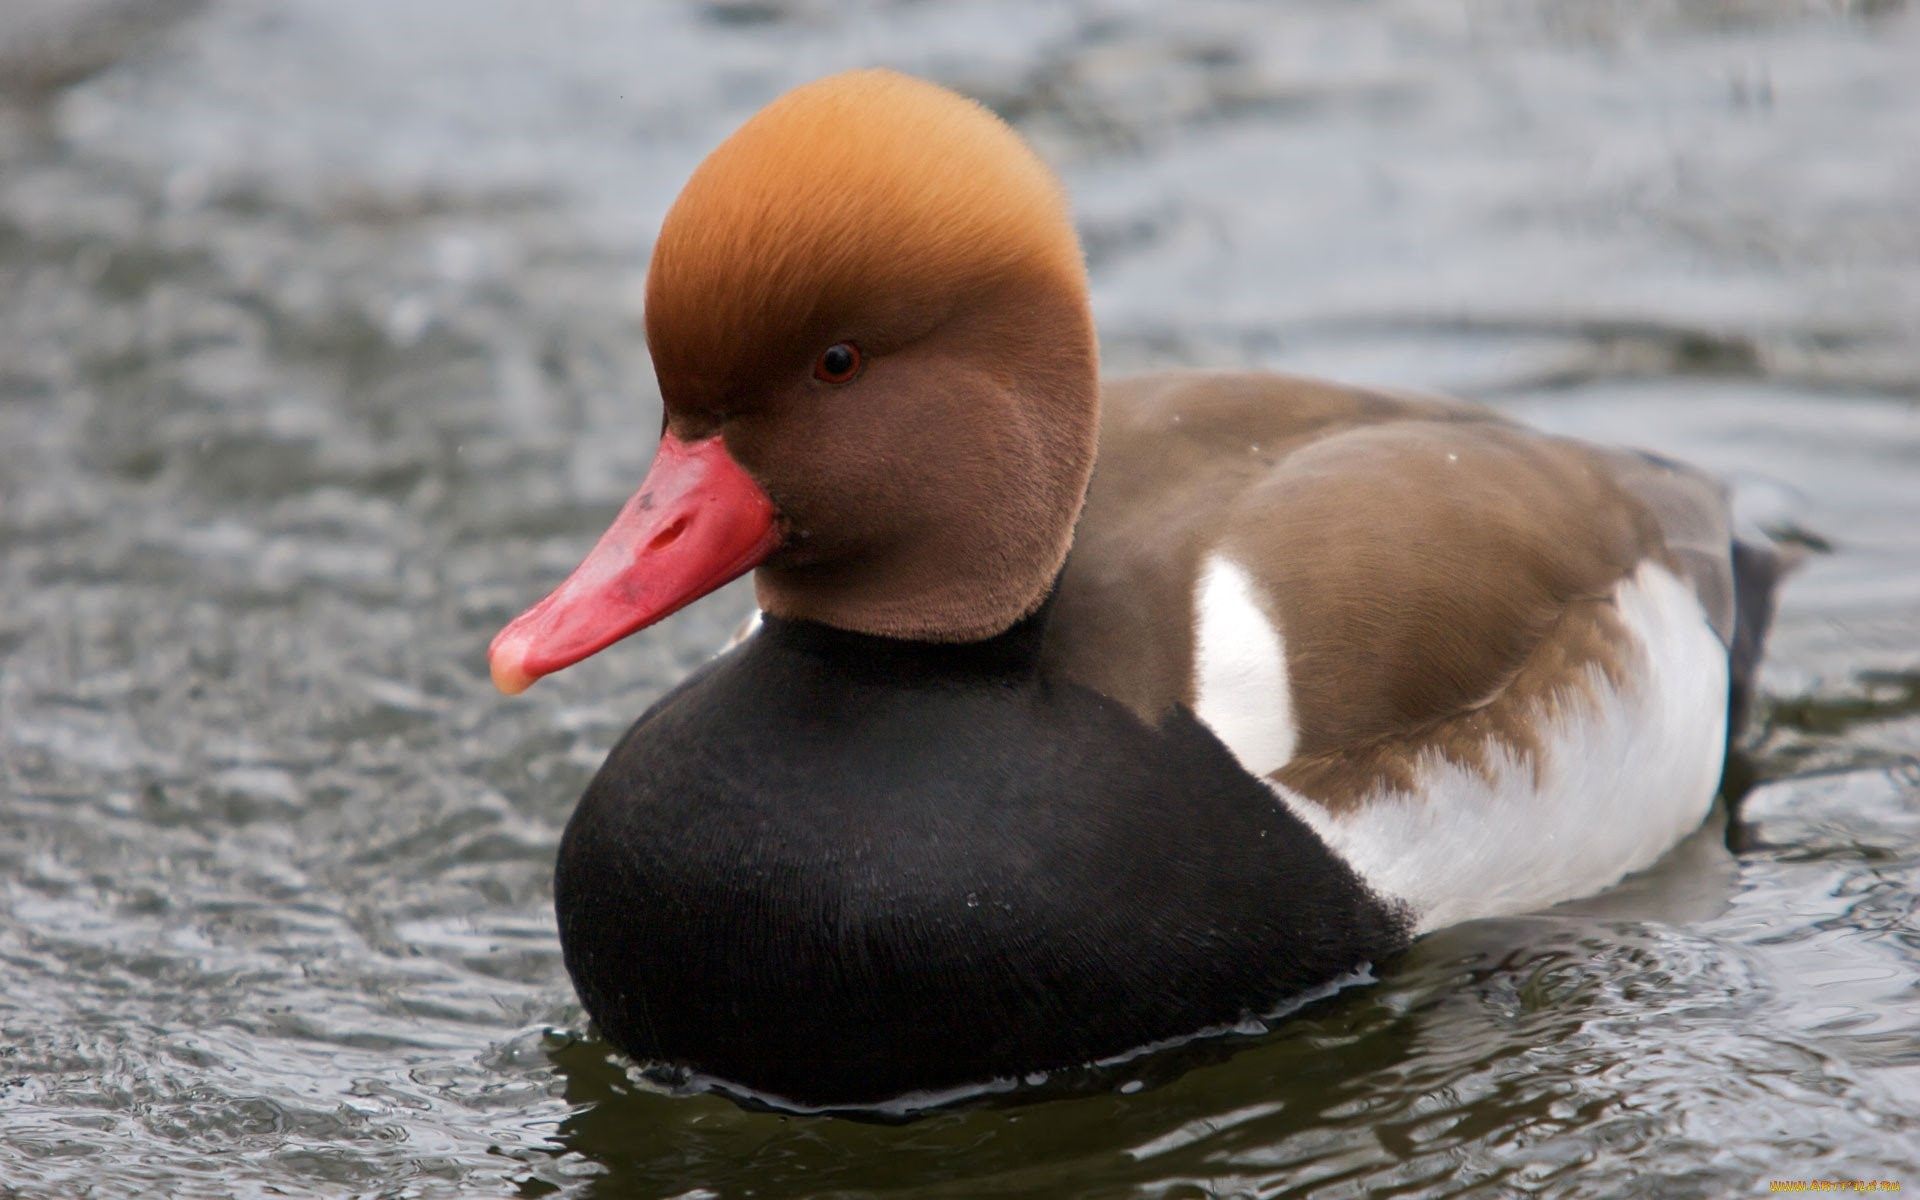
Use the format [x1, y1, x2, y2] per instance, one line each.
[488, 433, 781, 694]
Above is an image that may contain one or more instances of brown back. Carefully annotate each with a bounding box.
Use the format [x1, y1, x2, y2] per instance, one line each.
[1043, 370, 1735, 806]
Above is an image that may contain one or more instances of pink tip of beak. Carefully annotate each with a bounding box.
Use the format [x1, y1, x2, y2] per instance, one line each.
[488, 634, 537, 695]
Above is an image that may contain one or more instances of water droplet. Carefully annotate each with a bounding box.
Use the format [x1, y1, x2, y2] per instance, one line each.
[965, 892, 980, 908]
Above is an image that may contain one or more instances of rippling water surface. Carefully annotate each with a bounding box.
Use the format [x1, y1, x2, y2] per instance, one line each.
[2, 2, 1917, 1196]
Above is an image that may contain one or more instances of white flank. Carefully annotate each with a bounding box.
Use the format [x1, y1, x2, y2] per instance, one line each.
[1273, 562, 1729, 933]
[1193, 555, 1299, 778]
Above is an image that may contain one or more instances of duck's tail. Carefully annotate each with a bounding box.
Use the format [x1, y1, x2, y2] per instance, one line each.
[1727, 535, 1796, 738]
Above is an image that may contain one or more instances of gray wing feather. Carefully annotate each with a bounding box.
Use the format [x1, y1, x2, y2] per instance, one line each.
[1605, 448, 1737, 647]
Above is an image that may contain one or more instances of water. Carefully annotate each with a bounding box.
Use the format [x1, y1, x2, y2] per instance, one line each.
[2, 1, 1916, 1195]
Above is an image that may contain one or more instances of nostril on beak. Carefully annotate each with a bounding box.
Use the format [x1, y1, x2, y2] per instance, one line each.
[648, 517, 690, 552]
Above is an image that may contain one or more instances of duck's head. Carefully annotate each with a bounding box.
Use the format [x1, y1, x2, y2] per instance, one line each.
[490, 69, 1097, 693]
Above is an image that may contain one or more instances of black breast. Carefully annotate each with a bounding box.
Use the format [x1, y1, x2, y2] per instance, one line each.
[553, 611, 1408, 1109]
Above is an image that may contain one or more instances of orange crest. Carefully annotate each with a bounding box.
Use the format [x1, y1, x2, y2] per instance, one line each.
[643, 69, 1086, 409]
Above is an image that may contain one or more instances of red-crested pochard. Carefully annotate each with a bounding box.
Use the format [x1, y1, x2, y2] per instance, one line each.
[488, 69, 1787, 1110]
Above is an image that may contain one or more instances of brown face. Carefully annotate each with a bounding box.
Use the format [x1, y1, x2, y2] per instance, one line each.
[488, 69, 1099, 690]
[668, 262, 1097, 642]
[652, 252, 984, 572]
[693, 314, 1003, 576]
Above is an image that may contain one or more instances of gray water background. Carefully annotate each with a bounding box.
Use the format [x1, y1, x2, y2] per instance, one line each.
[2, 1, 1917, 1196]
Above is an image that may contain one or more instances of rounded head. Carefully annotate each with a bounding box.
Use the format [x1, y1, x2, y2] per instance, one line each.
[491, 71, 1097, 690]
[648, 68, 1099, 641]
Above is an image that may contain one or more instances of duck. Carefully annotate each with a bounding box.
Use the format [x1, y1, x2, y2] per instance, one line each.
[487, 69, 1788, 1111]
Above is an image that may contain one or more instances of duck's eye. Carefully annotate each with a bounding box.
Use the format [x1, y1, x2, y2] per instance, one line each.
[813, 342, 862, 384]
